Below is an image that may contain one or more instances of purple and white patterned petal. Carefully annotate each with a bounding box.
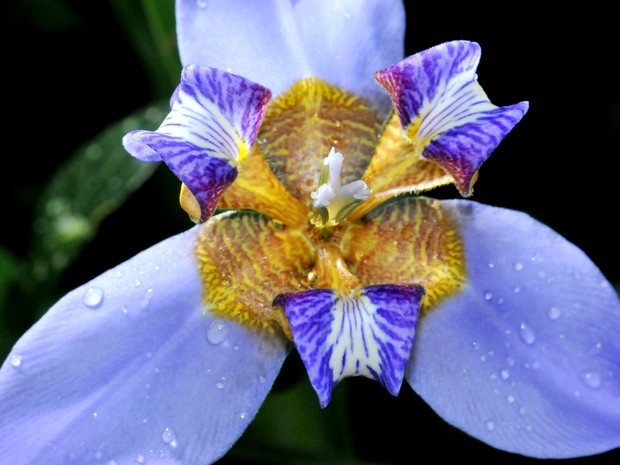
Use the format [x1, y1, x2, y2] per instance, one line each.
[375, 40, 529, 195]
[407, 199, 620, 458]
[275, 284, 424, 407]
[123, 66, 272, 222]
[0, 226, 289, 465]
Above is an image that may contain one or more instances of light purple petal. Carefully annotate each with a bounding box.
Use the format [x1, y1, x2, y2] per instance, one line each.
[0, 226, 288, 465]
[123, 66, 272, 221]
[176, 0, 405, 115]
[376, 41, 529, 195]
[406, 199, 620, 458]
[276, 284, 423, 407]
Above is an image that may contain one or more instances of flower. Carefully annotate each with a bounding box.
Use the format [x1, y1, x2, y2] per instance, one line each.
[1, 1, 619, 464]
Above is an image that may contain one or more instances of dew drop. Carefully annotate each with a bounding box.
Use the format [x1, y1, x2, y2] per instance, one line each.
[207, 319, 229, 345]
[483, 291, 493, 301]
[547, 305, 562, 320]
[139, 289, 154, 309]
[513, 286, 521, 294]
[83, 287, 104, 309]
[497, 297, 504, 305]
[514, 262, 524, 271]
[136, 453, 145, 463]
[582, 371, 602, 389]
[216, 381, 225, 389]
[488, 262, 495, 269]
[485, 420, 496, 431]
[162, 427, 177, 447]
[506, 395, 515, 404]
[239, 411, 247, 420]
[519, 322, 536, 345]
[10, 354, 22, 367]
[500, 369, 510, 380]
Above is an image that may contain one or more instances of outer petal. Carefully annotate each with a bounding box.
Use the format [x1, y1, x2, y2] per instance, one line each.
[0, 227, 288, 465]
[176, 0, 405, 115]
[406, 200, 620, 458]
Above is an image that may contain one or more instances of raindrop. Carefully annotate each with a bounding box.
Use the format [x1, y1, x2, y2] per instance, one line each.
[488, 262, 495, 269]
[10, 354, 22, 367]
[506, 395, 515, 404]
[483, 291, 493, 301]
[514, 262, 524, 271]
[547, 305, 562, 320]
[136, 453, 146, 463]
[134, 279, 142, 288]
[239, 411, 247, 420]
[500, 369, 510, 380]
[140, 289, 154, 309]
[485, 420, 496, 431]
[215, 378, 225, 389]
[582, 371, 602, 389]
[233, 345, 240, 351]
[497, 297, 504, 305]
[162, 427, 177, 447]
[207, 319, 229, 345]
[519, 322, 536, 345]
[83, 287, 104, 309]
[513, 286, 521, 294]
[589, 342, 603, 355]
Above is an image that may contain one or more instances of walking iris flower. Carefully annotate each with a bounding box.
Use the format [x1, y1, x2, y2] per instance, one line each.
[1, 0, 619, 464]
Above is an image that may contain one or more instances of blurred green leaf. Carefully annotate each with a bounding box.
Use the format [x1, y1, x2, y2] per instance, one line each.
[226, 369, 384, 464]
[108, 0, 179, 98]
[0, 247, 18, 308]
[8, 0, 81, 32]
[26, 101, 169, 289]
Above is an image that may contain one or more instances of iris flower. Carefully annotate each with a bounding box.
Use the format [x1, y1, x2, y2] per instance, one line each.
[2, 1, 619, 464]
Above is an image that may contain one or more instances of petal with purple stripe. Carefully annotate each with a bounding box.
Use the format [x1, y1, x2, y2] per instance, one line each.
[123, 66, 272, 222]
[375, 40, 528, 195]
[275, 284, 424, 407]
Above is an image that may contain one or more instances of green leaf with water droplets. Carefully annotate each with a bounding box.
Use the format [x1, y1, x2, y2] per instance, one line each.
[26, 101, 168, 287]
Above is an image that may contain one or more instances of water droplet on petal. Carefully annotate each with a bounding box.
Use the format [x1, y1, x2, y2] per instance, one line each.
[94, 450, 104, 461]
[196, 0, 207, 8]
[483, 291, 493, 301]
[506, 395, 515, 404]
[547, 305, 562, 320]
[239, 411, 247, 420]
[207, 319, 229, 345]
[519, 322, 536, 345]
[582, 371, 602, 389]
[513, 286, 521, 294]
[10, 354, 22, 367]
[83, 287, 104, 309]
[485, 420, 496, 431]
[140, 289, 154, 309]
[488, 262, 495, 269]
[109, 460, 118, 465]
[500, 369, 510, 380]
[215, 379, 225, 389]
[514, 262, 524, 271]
[136, 453, 146, 463]
[162, 427, 177, 447]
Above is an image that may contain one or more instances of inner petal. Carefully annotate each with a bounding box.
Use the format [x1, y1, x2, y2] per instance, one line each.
[258, 77, 382, 201]
[196, 211, 315, 332]
[274, 284, 424, 407]
[341, 196, 466, 312]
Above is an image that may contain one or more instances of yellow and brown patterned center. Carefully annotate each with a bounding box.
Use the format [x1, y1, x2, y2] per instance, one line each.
[197, 78, 467, 333]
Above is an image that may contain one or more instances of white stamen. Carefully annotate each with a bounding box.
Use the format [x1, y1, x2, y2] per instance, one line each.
[310, 147, 371, 225]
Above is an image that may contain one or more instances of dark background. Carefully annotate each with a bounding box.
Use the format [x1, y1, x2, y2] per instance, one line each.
[0, 1, 618, 464]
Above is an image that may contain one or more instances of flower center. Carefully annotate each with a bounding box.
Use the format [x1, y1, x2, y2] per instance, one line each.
[310, 147, 371, 228]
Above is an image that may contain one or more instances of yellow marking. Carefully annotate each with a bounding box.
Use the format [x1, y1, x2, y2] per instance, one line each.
[258, 77, 382, 202]
[197, 211, 315, 333]
[179, 183, 202, 223]
[341, 197, 466, 312]
[219, 146, 308, 229]
[349, 113, 453, 221]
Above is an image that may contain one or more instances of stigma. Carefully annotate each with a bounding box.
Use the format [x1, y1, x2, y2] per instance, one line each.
[310, 148, 371, 227]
